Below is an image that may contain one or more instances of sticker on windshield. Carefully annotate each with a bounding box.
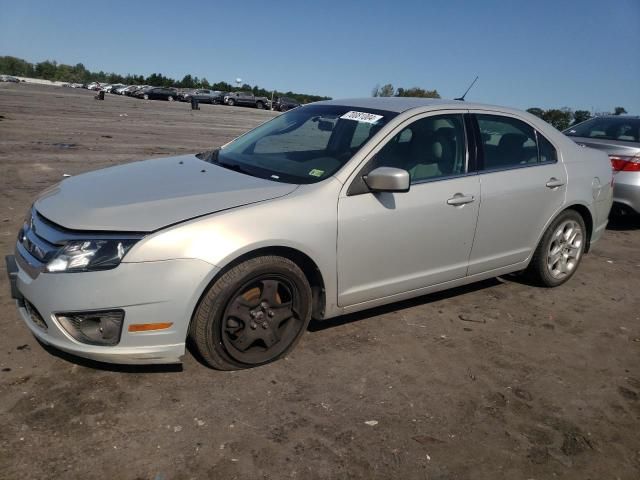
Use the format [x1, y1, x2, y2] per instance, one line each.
[340, 111, 384, 124]
[308, 169, 325, 177]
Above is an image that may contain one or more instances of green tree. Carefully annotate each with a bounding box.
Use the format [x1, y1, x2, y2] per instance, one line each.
[180, 74, 195, 88]
[572, 110, 591, 125]
[526, 107, 544, 119]
[541, 109, 572, 131]
[372, 83, 395, 97]
[614, 106, 627, 115]
[396, 87, 440, 98]
[34, 60, 57, 79]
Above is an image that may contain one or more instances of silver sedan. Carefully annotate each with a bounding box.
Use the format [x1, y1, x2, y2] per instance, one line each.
[564, 116, 640, 215]
[7, 98, 613, 369]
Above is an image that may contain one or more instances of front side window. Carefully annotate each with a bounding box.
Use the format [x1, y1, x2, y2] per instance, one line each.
[216, 105, 396, 184]
[371, 114, 467, 183]
[477, 115, 539, 170]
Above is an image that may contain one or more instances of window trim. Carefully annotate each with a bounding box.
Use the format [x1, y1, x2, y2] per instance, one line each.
[346, 111, 472, 196]
[469, 113, 559, 174]
[534, 130, 559, 165]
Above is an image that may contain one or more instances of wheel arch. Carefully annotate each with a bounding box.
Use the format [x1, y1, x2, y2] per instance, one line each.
[564, 203, 593, 252]
[527, 202, 596, 268]
[193, 246, 327, 322]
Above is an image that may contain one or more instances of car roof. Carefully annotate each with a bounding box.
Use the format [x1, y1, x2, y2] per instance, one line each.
[313, 97, 523, 114]
[584, 115, 640, 120]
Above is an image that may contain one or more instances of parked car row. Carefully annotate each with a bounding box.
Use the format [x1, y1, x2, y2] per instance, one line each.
[48, 80, 305, 111]
[0, 74, 21, 83]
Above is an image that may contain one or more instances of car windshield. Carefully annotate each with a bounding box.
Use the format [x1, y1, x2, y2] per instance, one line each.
[215, 105, 397, 184]
[565, 117, 640, 143]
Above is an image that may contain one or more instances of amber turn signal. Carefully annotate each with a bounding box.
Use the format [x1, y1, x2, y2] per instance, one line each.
[128, 322, 173, 332]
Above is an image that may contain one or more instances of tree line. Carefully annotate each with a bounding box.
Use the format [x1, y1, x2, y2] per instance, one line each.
[370, 83, 630, 131]
[0, 55, 331, 104]
[372, 83, 441, 98]
[525, 106, 628, 131]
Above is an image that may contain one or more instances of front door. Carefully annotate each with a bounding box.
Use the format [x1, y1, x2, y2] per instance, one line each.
[337, 113, 481, 307]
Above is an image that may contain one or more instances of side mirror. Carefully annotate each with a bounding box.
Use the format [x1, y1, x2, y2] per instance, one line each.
[364, 167, 410, 193]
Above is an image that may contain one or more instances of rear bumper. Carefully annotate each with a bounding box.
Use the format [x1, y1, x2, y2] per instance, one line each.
[613, 171, 640, 214]
[7, 254, 218, 365]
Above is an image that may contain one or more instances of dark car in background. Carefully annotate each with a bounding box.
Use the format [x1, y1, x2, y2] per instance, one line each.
[135, 87, 177, 101]
[224, 91, 270, 109]
[564, 116, 640, 215]
[181, 89, 226, 104]
[273, 96, 301, 112]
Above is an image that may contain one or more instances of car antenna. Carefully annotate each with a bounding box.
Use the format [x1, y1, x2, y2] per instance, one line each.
[454, 76, 479, 101]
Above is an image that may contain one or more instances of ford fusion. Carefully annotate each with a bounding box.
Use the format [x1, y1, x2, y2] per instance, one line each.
[6, 98, 613, 370]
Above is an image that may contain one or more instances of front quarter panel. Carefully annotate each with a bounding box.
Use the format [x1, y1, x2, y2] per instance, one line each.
[125, 178, 342, 316]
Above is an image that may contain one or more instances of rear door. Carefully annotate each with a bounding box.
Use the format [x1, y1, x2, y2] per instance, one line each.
[467, 112, 566, 274]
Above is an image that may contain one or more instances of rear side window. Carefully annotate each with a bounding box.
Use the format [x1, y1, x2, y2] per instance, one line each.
[476, 115, 558, 170]
[477, 115, 538, 170]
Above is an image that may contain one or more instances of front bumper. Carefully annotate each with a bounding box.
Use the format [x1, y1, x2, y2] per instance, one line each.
[613, 171, 640, 214]
[6, 254, 218, 364]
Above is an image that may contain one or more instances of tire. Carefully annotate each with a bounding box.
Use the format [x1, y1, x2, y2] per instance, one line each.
[143, 94, 149, 100]
[168, 95, 174, 101]
[227, 98, 235, 106]
[190, 256, 312, 370]
[526, 209, 587, 287]
[256, 101, 264, 110]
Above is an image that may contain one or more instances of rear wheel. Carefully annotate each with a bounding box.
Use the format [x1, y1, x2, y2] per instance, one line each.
[168, 95, 174, 101]
[190, 256, 312, 370]
[526, 209, 586, 287]
[143, 94, 149, 100]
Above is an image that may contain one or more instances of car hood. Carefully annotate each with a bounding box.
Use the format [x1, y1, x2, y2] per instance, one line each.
[35, 154, 298, 232]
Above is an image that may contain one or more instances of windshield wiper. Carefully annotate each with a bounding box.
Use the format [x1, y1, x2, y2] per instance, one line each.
[195, 148, 220, 163]
[217, 160, 255, 176]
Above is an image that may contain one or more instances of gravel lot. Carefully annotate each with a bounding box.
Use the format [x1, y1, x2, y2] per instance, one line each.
[1, 83, 639, 480]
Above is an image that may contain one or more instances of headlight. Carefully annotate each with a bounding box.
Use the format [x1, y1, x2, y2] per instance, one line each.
[46, 239, 138, 273]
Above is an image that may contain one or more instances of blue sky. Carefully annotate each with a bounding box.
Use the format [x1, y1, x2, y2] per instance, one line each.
[1, 0, 638, 113]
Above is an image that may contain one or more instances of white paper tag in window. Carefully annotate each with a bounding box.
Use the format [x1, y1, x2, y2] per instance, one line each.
[340, 111, 384, 124]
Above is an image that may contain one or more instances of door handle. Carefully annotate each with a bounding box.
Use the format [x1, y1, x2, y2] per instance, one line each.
[447, 194, 475, 206]
[546, 177, 565, 189]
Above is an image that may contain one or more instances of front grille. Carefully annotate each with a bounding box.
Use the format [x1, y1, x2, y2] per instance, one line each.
[16, 210, 65, 273]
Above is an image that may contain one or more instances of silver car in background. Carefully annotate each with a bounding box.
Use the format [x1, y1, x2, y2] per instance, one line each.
[565, 116, 640, 215]
[6, 98, 613, 370]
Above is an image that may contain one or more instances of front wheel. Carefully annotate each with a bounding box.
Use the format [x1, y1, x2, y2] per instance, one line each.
[168, 95, 174, 101]
[190, 256, 312, 370]
[526, 209, 587, 287]
[256, 101, 264, 109]
[143, 94, 149, 100]
[227, 98, 235, 106]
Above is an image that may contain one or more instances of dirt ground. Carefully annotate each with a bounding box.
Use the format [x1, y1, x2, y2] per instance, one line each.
[0, 83, 639, 480]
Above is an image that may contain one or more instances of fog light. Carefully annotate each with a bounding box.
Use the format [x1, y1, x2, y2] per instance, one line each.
[56, 309, 124, 346]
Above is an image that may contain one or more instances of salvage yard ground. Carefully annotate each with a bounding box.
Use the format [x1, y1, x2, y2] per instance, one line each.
[0, 83, 639, 479]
